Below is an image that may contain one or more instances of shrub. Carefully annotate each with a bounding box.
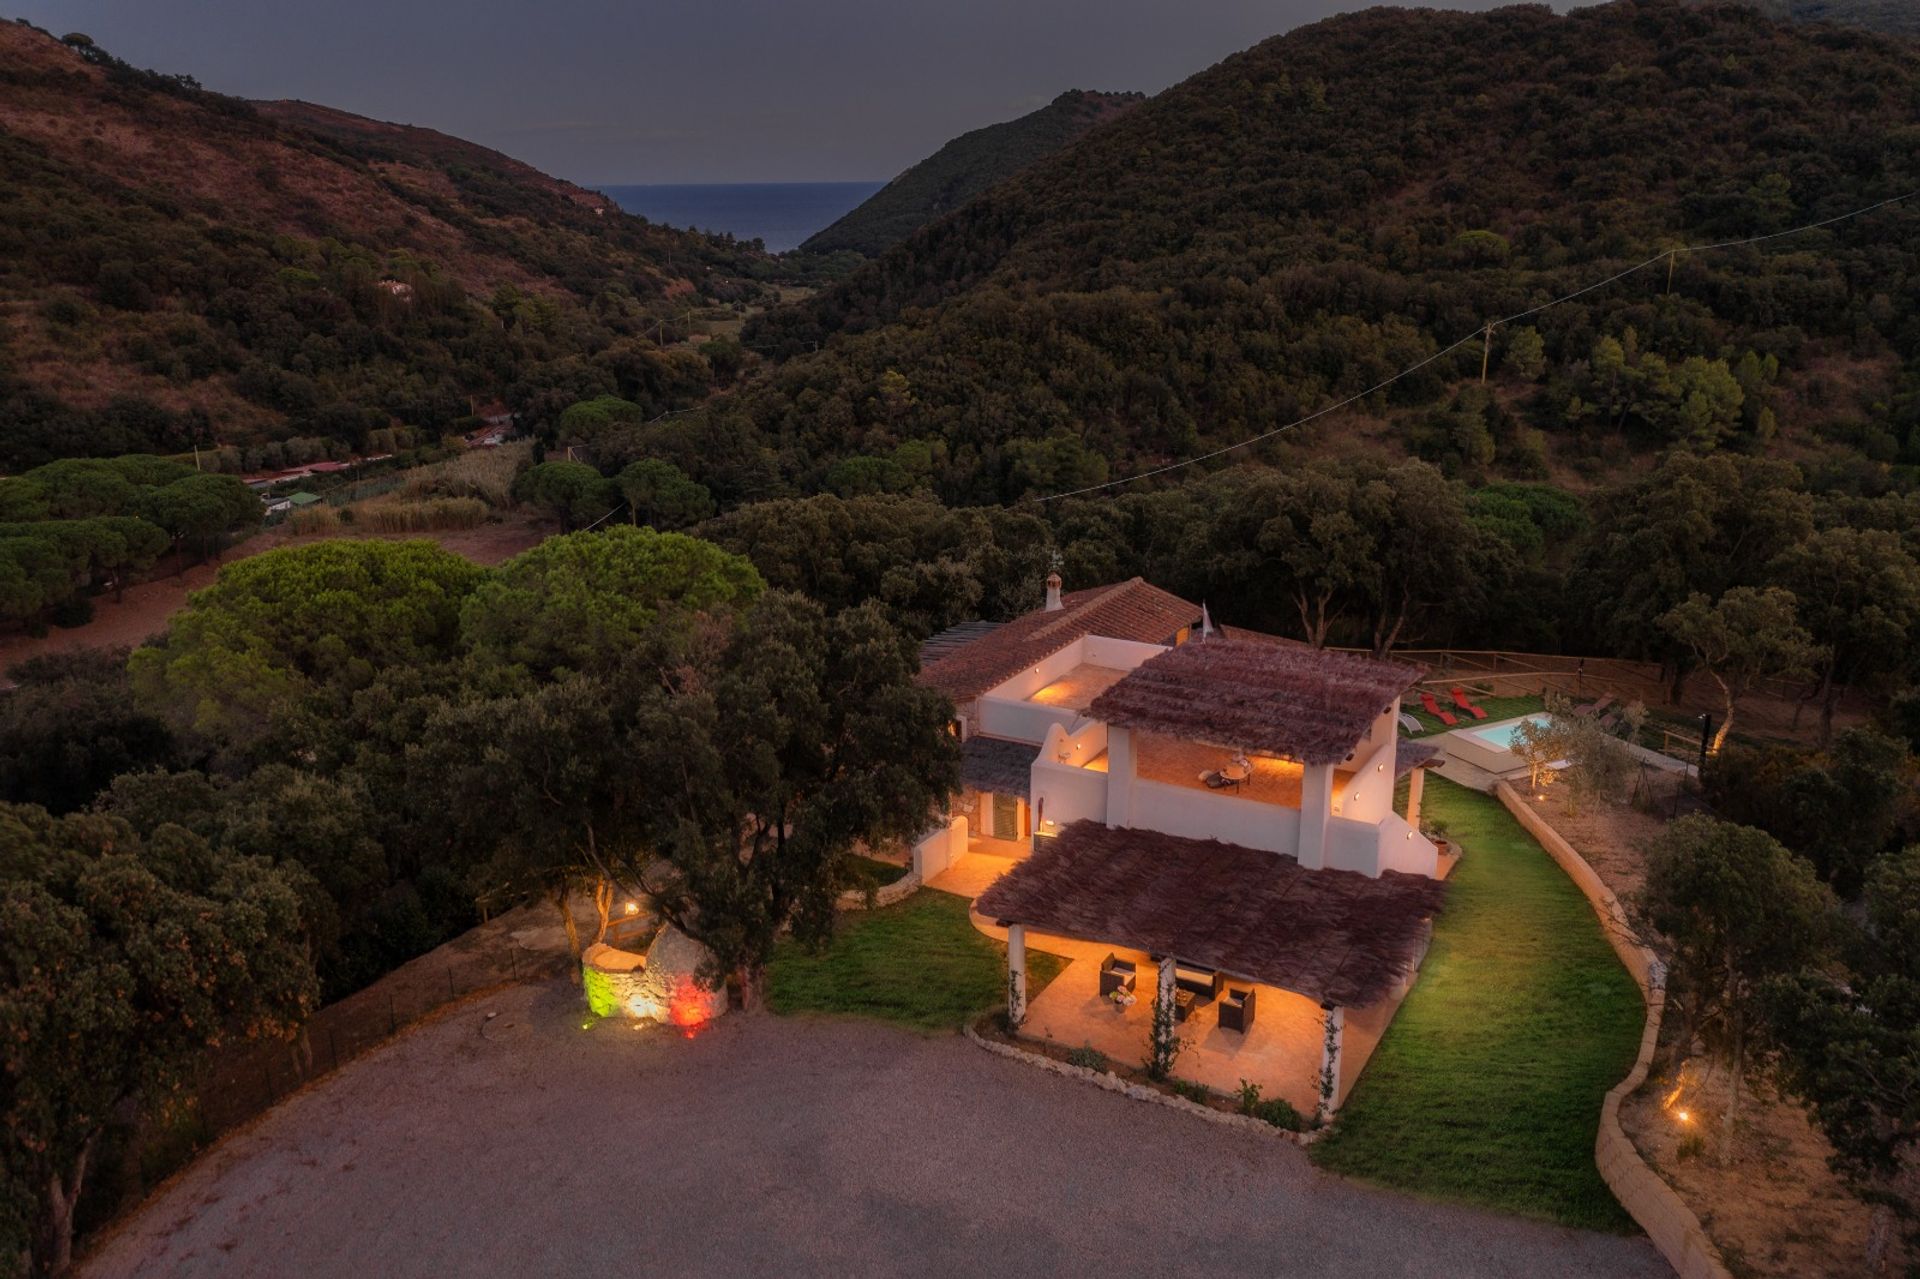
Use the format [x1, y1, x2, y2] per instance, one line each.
[1168, 1078, 1211, 1104]
[1236, 1080, 1306, 1131]
[49, 594, 94, 628]
[1065, 1044, 1108, 1071]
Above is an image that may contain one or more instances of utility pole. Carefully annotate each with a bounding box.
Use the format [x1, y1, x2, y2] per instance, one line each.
[1666, 249, 1678, 296]
[1479, 323, 1494, 383]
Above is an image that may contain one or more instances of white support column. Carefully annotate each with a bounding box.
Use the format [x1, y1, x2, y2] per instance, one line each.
[1157, 954, 1177, 1008]
[1298, 762, 1334, 870]
[1317, 1003, 1346, 1122]
[1006, 924, 1028, 1027]
[1105, 726, 1137, 829]
[1405, 766, 1425, 830]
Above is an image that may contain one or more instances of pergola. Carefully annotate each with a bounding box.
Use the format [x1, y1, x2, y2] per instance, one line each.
[975, 820, 1447, 1116]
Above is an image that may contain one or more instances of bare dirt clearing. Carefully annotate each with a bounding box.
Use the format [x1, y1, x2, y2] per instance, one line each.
[83, 984, 1668, 1279]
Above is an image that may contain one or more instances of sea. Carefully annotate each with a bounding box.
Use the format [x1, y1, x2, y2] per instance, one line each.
[597, 181, 884, 253]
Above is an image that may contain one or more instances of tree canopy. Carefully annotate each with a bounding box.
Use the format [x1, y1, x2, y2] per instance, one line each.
[0, 805, 315, 1272]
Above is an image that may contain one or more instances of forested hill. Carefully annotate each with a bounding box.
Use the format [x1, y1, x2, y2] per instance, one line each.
[1742, 0, 1920, 39]
[727, 1, 1920, 506]
[800, 90, 1144, 256]
[0, 22, 773, 469]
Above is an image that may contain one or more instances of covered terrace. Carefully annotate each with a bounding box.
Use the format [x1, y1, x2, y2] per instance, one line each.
[974, 821, 1446, 1115]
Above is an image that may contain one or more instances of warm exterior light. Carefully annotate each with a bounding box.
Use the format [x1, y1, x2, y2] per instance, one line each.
[1676, 1110, 1691, 1124]
[623, 900, 639, 915]
[1376, 763, 1384, 772]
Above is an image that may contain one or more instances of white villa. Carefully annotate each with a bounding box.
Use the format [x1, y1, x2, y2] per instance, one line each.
[914, 575, 1448, 1118]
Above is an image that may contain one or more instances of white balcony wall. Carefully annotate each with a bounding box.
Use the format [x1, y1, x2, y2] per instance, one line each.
[979, 696, 1082, 744]
[1130, 778, 1302, 857]
[1374, 811, 1440, 878]
[1082, 636, 1169, 671]
[1324, 814, 1388, 876]
[1333, 739, 1398, 826]
[1032, 760, 1109, 834]
[980, 637, 1087, 702]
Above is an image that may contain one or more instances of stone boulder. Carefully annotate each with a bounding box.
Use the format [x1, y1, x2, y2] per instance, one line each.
[581, 926, 727, 1026]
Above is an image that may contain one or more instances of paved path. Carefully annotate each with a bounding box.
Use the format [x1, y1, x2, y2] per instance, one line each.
[84, 984, 1670, 1279]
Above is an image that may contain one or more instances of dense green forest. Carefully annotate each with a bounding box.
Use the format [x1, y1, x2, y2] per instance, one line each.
[711, 2, 1920, 506]
[801, 90, 1144, 256]
[0, 22, 776, 470]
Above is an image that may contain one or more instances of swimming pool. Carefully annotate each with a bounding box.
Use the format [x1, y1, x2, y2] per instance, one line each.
[1470, 713, 1554, 752]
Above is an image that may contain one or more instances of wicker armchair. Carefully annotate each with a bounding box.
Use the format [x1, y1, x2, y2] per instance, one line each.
[1098, 953, 1137, 997]
[1218, 986, 1256, 1033]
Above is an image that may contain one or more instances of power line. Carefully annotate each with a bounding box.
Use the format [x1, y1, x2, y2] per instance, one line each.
[1031, 188, 1919, 503]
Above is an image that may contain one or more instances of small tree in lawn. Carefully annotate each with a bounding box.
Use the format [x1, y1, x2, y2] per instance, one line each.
[1659, 586, 1821, 756]
[1509, 699, 1576, 794]
[636, 592, 959, 1008]
[0, 806, 315, 1274]
[1638, 815, 1834, 1160]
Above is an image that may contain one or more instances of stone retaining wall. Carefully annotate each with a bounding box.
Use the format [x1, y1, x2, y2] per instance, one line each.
[963, 1018, 1321, 1147]
[835, 868, 921, 911]
[1494, 782, 1730, 1279]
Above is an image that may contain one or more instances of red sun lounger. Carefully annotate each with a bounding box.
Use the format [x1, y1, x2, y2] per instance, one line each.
[1450, 686, 1489, 719]
[1419, 690, 1458, 726]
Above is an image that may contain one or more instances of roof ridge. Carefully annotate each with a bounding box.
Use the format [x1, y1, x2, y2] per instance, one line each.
[1030, 576, 1145, 642]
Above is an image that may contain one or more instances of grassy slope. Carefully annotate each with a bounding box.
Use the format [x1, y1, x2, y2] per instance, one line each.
[767, 890, 1065, 1032]
[1312, 776, 1644, 1232]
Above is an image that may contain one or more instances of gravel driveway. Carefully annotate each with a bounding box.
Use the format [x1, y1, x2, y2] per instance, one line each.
[83, 983, 1670, 1279]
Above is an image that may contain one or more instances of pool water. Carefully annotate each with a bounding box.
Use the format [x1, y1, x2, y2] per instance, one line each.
[1470, 713, 1554, 752]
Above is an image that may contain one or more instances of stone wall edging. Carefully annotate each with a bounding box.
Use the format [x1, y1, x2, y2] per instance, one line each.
[835, 868, 922, 911]
[1493, 782, 1730, 1279]
[962, 1017, 1322, 1147]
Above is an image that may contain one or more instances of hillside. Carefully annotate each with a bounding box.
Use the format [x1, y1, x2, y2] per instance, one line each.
[716, 0, 1920, 506]
[0, 22, 774, 469]
[1738, 0, 1920, 38]
[800, 90, 1143, 256]
[1791, 0, 1920, 37]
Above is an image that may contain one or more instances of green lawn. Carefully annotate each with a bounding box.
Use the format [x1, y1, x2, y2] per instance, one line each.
[1311, 776, 1644, 1232]
[1405, 691, 1547, 736]
[767, 890, 1065, 1032]
[850, 853, 910, 887]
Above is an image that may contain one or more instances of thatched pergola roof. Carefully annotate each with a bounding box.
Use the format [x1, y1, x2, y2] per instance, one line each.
[1089, 640, 1425, 766]
[975, 821, 1446, 1008]
[919, 579, 1199, 702]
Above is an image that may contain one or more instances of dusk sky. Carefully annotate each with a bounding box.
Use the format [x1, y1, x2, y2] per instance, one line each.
[11, 1, 1571, 185]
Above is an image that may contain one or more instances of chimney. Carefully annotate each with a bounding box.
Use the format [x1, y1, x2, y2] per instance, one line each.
[1044, 572, 1063, 612]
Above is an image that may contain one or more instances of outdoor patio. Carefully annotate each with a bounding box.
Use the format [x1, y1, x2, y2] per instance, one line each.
[1028, 662, 1131, 711]
[1020, 941, 1327, 1113]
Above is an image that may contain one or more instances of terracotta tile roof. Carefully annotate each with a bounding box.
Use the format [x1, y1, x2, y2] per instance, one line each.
[1090, 639, 1426, 766]
[918, 579, 1199, 702]
[960, 736, 1040, 798]
[975, 821, 1445, 1007]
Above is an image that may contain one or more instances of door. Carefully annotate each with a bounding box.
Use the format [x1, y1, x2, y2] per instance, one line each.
[992, 793, 1019, 842]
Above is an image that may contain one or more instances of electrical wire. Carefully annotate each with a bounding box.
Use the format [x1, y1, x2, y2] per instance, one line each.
[1030, 188, 1919, 503]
